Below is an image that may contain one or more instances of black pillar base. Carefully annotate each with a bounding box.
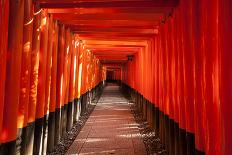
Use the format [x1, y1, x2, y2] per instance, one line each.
[47, 111, 55, 153]
[186, 131, 195, 155]
[0, 140, 16, 155]
[169, 119, 175, 155]
[61, 104, 68, 137]
[195, 149, 205, 155]
[73, 98, 78, 123]
[16, 126, 27, 155]
[164, 114, 170, 152]
[67, 101, 74, 131]
[179, 128, 187, 155]
[33, 117, 44, 155]
[174, 122, 180, 155]
[54, 108, 61, 145]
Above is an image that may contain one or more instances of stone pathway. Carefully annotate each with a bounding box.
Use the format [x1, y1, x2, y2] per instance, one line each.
[66, 84, 147, 155]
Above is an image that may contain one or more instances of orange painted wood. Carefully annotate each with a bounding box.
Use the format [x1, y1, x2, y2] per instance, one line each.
[39, 0, 179, 8]
[81, 49, 87, 94]
[77, 44, 84, 97]
[44, 14, 54, 115]
[63, 29, 72, 104]
[74, 38, 80, 99]
[68, 34, 76, 102]
[1, 0, 24, 143]
[36, 10, 49, 119]
[56, 24, 65, 108]
[50, 21, 59, 112]
[28, 3, 41, 123]
[17, 0, 33, 128]
[0, 0, 9, 141]
[183, 0, 195, 134]
[219, 0, 232, 154]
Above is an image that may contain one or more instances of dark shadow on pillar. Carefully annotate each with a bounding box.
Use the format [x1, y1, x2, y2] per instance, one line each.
[186, 131, 195, 155]
[67, 101, 74, 131]
[169, 119, 175, 155]
[54, 108, 61, 145]
[164, 114, 170, 153]
[195, 149, 205, 155]
[61, 104, 68, 137]
[1, 141, 16, 155]
[47, 111, 55, 152]
[174, 122, 180, 155]
[179, 128, 187, 155]
[73, 98, 78, 123]
[33, 117, 44, 155]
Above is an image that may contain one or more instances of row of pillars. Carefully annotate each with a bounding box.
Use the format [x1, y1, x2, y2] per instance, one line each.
[0, 0, 105, 155]
[121, 83, 199, 155]
[122, 1, 232, 155]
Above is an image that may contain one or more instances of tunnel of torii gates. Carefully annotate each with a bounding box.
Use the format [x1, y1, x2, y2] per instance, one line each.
[0, 0, 232, 155]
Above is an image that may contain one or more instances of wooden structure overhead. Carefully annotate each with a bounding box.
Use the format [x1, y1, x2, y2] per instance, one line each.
[39, 0, 178, 63]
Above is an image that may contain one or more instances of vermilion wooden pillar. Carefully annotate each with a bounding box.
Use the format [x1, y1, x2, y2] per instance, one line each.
[204, 0, 221, 154]
[73, 38, 80, 123]
[44, 14, 54, 154]
[192, 0, 206, 153]
[0, 0, 24, 154]
[55, 24, 65, 145]
[44, 14, 54, 117]
[219, 0, 232, 154]
[77, 43, 83, 101]
[153, 36, 160, 136]
[158, 27, 165, 146]
[47, 20, 59, 152]
[176, 6, 187, 154]
[162, 22, 170, 152]
[0, 0, 9, 146]
[61, 28, 71, 136]
[172, 10, 180, 155]
[181, 1, 195, 154]
[27, 3, 41, 155]
[34, 9, 49, 155]
[67, 34, 75, 131]
[17, 0, 33, 154]
[167, 17, 176, 155]
[74, 39, 80, 100]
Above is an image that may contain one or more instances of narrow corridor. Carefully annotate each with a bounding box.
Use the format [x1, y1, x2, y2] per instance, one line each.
[1, 0, 232, 154]
[66, 84, 146, 155]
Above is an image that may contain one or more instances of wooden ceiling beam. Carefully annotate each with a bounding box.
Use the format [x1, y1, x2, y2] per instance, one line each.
[53, 13, 164, 21]
[48, 7, 173, 14]
[72, 28, 158, 35]
[39, 0, 179, 8]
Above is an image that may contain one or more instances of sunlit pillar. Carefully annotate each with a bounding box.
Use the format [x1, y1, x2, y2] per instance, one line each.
[61, 28, 71, 136]
[55, 24, 65, 145]
[27, 3, 41, 155]
[47, 20, 59, 152]
[17, 0, 33, 154]
[34, 9, 49, 155]
[42, 14, 54, 154]
[0, 0, 25, 154]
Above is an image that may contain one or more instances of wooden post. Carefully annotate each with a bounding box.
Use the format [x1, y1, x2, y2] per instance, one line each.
[1, 0, 24, 154]
[0, 0, 9, 148]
